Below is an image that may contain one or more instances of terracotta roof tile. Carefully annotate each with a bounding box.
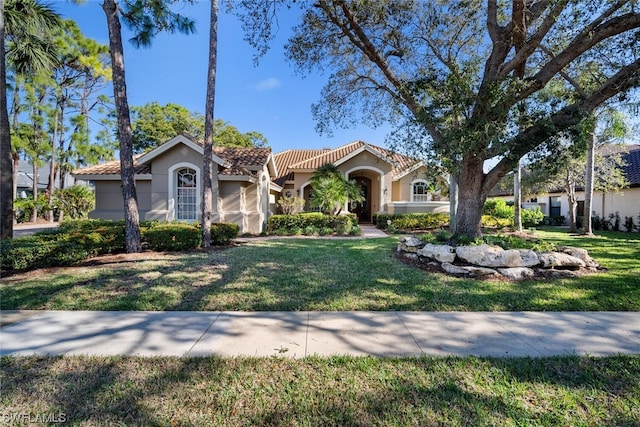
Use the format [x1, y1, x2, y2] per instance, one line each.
[73, 154, 150, 176]
[273, 149, 331, 186]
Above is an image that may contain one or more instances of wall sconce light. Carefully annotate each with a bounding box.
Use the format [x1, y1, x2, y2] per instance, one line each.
[383, 187, 388, 195]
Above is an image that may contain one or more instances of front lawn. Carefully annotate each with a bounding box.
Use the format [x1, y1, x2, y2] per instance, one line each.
[1, 230, 639, 311]
[1, 355, 638, 426]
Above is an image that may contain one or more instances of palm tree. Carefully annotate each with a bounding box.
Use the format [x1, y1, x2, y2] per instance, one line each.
[310, 163, 363, 215]
[202, 0, 218, 248]
[0, 0, 61, 239]
[101, 0, 195, 252]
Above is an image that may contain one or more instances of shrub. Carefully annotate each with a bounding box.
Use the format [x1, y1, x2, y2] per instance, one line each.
[210, 222, 239, 245]
[483, 199, 514, 220]
[54, 185, 95, 219]
[543, 216, 566, 226]
[277, 195, 305, 215]
[142, 223, 202, 251]
[624, 216, 635, 232]
[481, 215, 511, 229]
[373, 213, 449, 232]
[268, 213, 358, 236]
[521, 207, 544, 227]
[1, 235, 60, 270]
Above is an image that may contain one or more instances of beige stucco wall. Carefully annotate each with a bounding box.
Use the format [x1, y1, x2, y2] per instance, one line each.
[90, 180, 151, 220]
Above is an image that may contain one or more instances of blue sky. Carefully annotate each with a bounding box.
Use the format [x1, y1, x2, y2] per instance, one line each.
[52, 1, 392, 154]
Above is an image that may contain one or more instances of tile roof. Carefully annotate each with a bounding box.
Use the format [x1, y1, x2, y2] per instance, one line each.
[273, 141, 422, 186]
[273, 149, 331, 186]
[620, 145, 640, 186]
[73, 146, 272, 178]
[73, 155, 150, 176]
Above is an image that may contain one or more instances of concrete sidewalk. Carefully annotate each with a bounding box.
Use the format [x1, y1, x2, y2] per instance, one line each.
[1, 310, 638, 358]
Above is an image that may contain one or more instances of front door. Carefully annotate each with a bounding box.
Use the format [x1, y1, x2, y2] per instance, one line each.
[351, 176, 371, 222]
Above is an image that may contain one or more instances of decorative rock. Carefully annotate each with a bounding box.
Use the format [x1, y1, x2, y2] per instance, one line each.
[517, 249, 540, 267]
[441, 262, 471, 275]
[417, 244, 456, 263]
[557, 246, 599, 268]
[464, 266, 501, 277]
[403, 253, 419, 260]
[538, 252, 586, 269]
[455, 244, 536, 268]
[398, 237, 424, 253]
[498, 267, 535, 280]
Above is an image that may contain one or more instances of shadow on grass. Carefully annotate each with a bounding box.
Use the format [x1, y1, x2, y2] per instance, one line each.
[1, 236, 639, 311]
[1, 355, 638, 425]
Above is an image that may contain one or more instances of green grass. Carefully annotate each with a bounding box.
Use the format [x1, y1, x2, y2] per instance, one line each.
[1, 230, 639, 311]
[1, 355, 638, 426]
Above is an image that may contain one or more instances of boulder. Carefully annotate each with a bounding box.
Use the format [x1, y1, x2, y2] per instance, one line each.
[455, 244, 536, 268]
[417, 243, 456, 263]
[465, 266, 501, 278]
[517, 249, 540, 267]
[441, 262, 471, 275]
[398, 237, 424, 253]
[498, 267, 535, 280]
[557, 246, 599, 268]
[537, 252, 586, 269]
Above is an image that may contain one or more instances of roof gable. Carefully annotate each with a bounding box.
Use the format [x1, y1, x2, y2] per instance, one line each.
[138, 134, 229, 167]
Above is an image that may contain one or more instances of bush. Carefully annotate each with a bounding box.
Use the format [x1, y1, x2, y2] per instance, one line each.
[210, 222, 239, 245]
[373, 213, 449, 232]
[481, 215, 511, 229]
[277, 195, 305, 215]
[624, 216, 635, 232]
[521, 207, 544, 227]
[142, 223, 202, 251]
[483, 199, 514, 220]
[543, 216, 566, 226]
[268, 213, 358, 236]
[55, 185, 95, 219]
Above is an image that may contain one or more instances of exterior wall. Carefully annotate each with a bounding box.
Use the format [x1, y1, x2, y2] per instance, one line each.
[146, 145, 215, 221]
[495, 186, 640, 227]
[89, 179, 151, 220]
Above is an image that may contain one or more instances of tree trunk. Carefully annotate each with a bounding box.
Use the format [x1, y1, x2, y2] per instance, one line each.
[48, 104, 60, 223]
[566, 185, 578, 233]
[0, 0, 13, 240]
[202, 0, 218, 248]
[103, 0, 141, 253]
[453, 156, 486, 238]
[513, 160, 522, 232]
[448, 173, 458, 231]
[31, 161, 38, 222]
[583, 121, 596, 235]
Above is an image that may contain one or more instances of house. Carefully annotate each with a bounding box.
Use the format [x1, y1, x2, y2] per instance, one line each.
[273, 140, 449, 222]
[73, 134, 449, 233]
[494, 144, 640, 224]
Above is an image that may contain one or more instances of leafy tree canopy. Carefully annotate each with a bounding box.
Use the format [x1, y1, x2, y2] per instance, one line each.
[130, 101, 268, 152]
[237, 0, 640, 237]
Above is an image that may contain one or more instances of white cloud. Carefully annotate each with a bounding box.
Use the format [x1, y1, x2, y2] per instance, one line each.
[253, 77, 281, 91]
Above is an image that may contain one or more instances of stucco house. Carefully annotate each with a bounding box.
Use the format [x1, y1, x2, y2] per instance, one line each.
[494, 144, 640, 225]
[73, 134, 449, 233]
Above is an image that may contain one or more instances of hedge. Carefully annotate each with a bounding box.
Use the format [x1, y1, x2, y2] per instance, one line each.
[267, 213, 358, 236]
[1, 219, 240, 272]
[373, 213, 449, 232]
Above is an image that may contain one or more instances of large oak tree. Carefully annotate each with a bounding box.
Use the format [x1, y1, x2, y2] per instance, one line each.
[279, 0, 640, 238]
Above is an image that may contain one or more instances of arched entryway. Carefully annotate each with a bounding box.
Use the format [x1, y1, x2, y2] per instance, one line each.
[350, 176, 371, 222]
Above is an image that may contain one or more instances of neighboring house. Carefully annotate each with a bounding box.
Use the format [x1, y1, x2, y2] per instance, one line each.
[73, 134, 449, 233]
[73, 134, 276, 234]
[494, 144, 640, 224]
[16, 162, 81, 199]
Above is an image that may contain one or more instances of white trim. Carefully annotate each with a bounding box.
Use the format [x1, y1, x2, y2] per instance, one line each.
[219, 175, 257, 183]
[394, 161, 425, 180]
[410, 179, 430, 202]
[334, 145, 395, 168]
[345, 166, 386, 213]
[168, 162, 201, 222]
[138, 134, 229, 167]
[75, 174, 152, 181]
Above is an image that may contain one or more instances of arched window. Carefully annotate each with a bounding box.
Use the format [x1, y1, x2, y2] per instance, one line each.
[412, 180, 429, 202]
[175, 167, 198, 221]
